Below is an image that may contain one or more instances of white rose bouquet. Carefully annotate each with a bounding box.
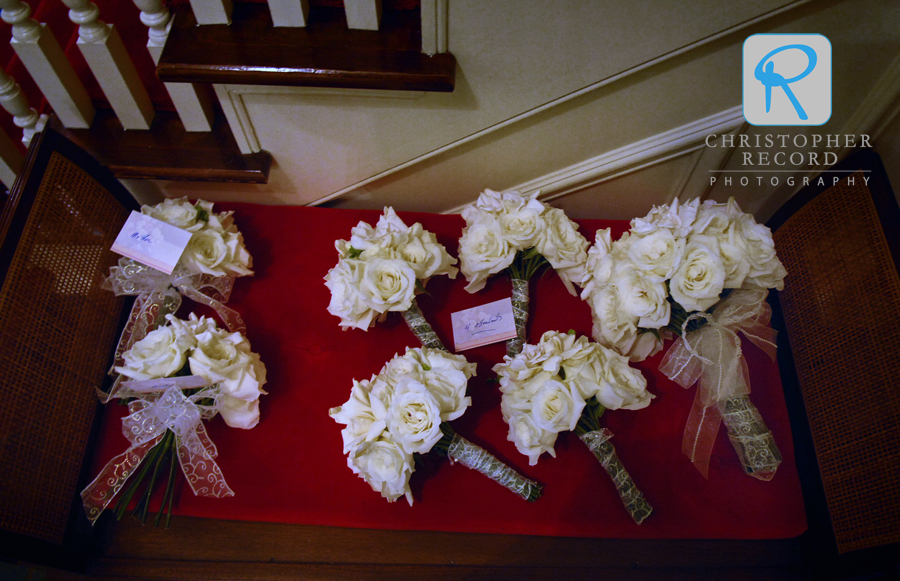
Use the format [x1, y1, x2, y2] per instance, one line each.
[105, 198, 254, 389]
[330, 347, 542, 504]
[457, 189, 590, 357]
[494, 330, 653, 524]
[82, 313, 267, 527]
[581, 197, 786, 480]
[325, 207, 458, 348]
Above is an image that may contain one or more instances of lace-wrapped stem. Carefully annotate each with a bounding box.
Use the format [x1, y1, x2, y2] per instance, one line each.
[720, 395, 782, 481]
[401, 296, 445, 350]
[577, 428, 653, 525]
[506, 277, 530, 358]
[436, 425, 542, 502]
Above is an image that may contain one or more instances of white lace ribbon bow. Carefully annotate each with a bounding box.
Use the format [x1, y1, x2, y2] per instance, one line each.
[81, 382, 235, 524]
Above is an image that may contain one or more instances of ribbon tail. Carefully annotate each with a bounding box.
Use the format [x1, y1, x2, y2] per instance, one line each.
[80, 436, 164, 525]
[175, 423, 234, 498]
[180, 285, 246, 334]
[681, 390, 723, 479]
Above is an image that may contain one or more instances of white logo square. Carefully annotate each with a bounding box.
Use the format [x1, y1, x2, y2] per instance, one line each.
[743, 34, 831, 126]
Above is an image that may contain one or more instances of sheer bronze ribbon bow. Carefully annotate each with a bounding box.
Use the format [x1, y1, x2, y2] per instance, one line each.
[659, 288, 781, 480]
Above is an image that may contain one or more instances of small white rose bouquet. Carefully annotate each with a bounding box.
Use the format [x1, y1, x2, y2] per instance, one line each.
[82, 313, 267, 526]
[330, 347, 542, 504]
[325, 207, 458, 348]
[582, 197, 786, 480]
[494, 330, 653, 524]
[457, 189, 589, 356]
[105, 198, 254, 389]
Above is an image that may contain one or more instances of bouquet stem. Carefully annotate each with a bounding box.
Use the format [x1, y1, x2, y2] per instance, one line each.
[577, 429, 652, 524]
[113, 429, 179, 526]
[442, 427, 542, 502]
[720, 395, 781, 481]
[402, 296, 445, 350]
[507, 277, 529, 357]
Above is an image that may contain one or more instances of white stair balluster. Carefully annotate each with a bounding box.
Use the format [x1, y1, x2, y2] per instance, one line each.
[344, 0, 381, 30]
[188, 0, 232, 25]
[0, 125, 22, 188]
[268, 0, 309, 27]
[0, 0, 94, 128]
[0, 66, 47, 146]
[132, 0, 214, 132]
[61, 0, 154, 130]
[420, 0, 448, 56]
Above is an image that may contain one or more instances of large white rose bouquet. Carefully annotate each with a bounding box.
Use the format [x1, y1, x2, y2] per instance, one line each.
[457, 189, 590, 356]
[582, 197, 786, 480]
[105, 198, 254, 386]
[494, 330, 653, 524]
[330, 347, 542, 504]
[325, 207, 458, 348]
[82, 313, 267, 527]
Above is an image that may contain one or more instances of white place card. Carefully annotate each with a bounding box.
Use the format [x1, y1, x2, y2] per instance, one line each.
[451, 298, 518, 351]
[110, 211, 192, 274]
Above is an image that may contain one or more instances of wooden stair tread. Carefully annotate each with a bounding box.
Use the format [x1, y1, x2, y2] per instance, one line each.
[49, 111, 272, 183]
[157, 3, 456, 91]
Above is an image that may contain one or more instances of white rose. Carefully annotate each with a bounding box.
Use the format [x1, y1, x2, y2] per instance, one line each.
[631, 197, 699, 238]
[362, 257, 417, 312]
[398, 223, 458, 280]
[628, 330, 665, 362]
[458, 217, 515, 293]
[115, 325, 192, 380]
[330, 378, 387, 454]
[505, 410, 558, 466]
[220, 229, 254, 276]
[348, 438, 414, 505]
[582, 228, 615, 296]
[587, 284, 639, 355]
[670, 234, 726, 312]
[374, 207, 408, 239]
[626, 228, 684, 282]
[595, 355, 653, 410]
[422, 368, 472, 422]
[181, 229, 230, 276]
[349, 220, 378, 251]
[536, 208, 589, 294]
[736, 215, 786, 290]
[142, 198, 203, 232]
[219, 395, 260, 429]
[530, 379, 585, 434]
[693, 199, 734, 237]
[188, 329, 267, 401]
[498, 199, 545, 250]
[718, 235, 751, 289]
[386, 378, 444, 454]
[325, 259, 378, 330]
[611, 262, 671, 328]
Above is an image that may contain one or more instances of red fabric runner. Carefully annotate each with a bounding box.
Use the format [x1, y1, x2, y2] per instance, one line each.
[91, 203, 808, 539]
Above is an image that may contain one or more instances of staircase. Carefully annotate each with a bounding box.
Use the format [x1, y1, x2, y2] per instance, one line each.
[0, 0, 453, 190]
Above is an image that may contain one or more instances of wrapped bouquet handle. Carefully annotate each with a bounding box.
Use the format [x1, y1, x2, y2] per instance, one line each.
[660, 288, 781, 480]
[579, 429, 652, 524]
[446, 431, 542, 501]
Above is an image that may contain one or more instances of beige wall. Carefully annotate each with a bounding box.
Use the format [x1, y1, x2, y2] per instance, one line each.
[149, 0, 900, 221]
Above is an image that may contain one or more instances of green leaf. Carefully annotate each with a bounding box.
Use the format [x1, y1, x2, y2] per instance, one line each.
[196, 207, 209, 222]
[348, 247, 363, 259]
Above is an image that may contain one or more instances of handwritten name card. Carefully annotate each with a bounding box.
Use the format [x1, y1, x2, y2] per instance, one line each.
[451, 298, 517, 351]
[111, 211, 192, 274]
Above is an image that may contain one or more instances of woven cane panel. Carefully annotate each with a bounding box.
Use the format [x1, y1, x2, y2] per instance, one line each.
[774, 172, 900, 554]
[0, 152, 129, 544]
